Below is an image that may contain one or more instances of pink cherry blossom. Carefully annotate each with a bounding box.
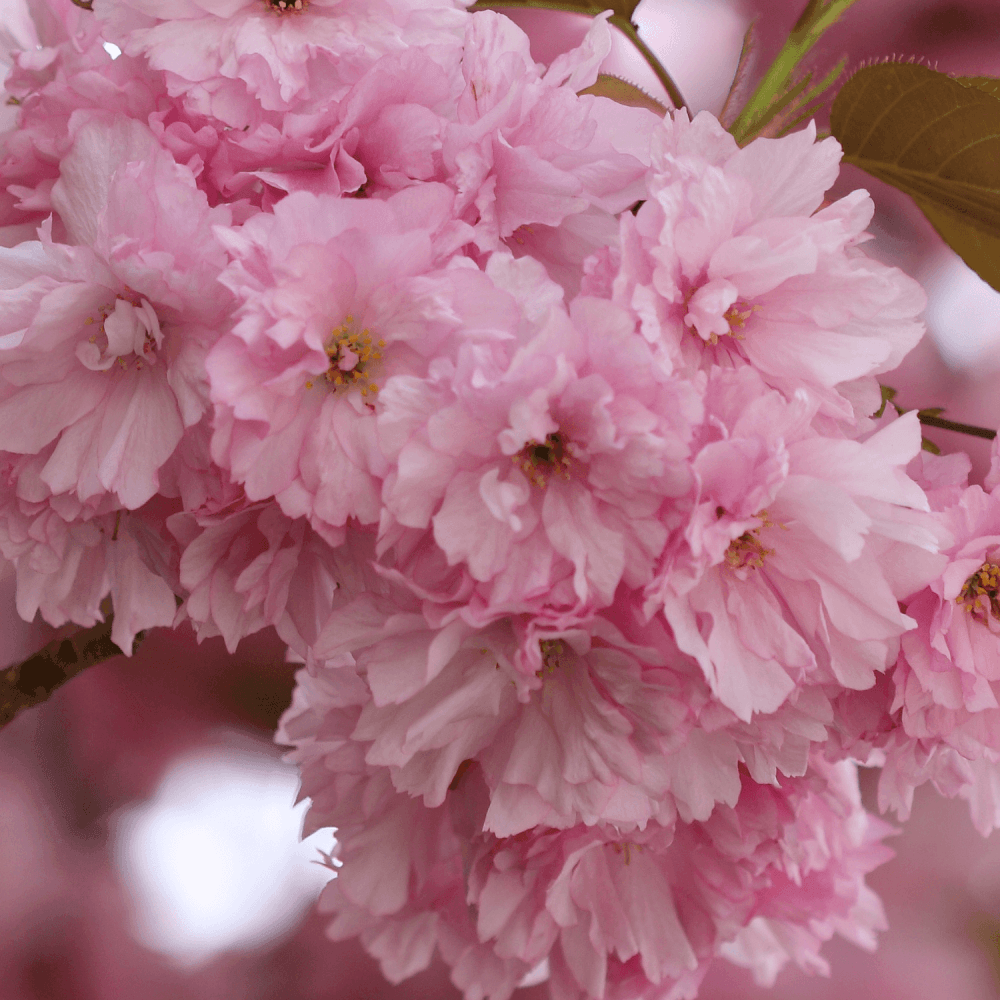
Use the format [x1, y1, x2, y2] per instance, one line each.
[280, 658, 892, 1000]
[0, 449, 177, 650]
[649, 368, 938, 724]
[207, 183, 501, 541]
[94, 0, 469, 125]
[441, 11, 660, 256]
[171, 500, 382, 655]
[880, 478, 1000, 832]
[599, 110, 926, 421]
[0, 115, 233, 510]
[381, 254, 700, 619]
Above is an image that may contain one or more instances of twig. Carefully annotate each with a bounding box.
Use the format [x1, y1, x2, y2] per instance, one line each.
[0, 614, 143, 729]
[917, 414, 997, 440]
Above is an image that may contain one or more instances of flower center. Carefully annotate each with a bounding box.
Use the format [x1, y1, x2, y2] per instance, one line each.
[958, 561, 1000, 624]
[264, 0, 307, 12]
[724, 510, 779, 572]
[514, 433, 572, 488]
[78, 296, 162, 374]
[538, 638, 569, 674]
[723, 300, 759, 334]
[611, 841, 641, 865]
[307, 315, 384, 397]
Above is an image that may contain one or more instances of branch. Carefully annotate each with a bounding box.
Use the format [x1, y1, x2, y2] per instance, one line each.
[878, 386, 997, 441]
[0, 614, 143, 729]
[917, 413, 997, 440]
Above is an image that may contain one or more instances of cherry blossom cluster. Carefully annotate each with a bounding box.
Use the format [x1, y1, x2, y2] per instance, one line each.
[2, 0, 999, 997]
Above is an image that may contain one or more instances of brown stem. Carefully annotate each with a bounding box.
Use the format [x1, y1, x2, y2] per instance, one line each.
[70, 0, 94, 10]
[0, 614, 143, 729]
[917, 414, 997, 440]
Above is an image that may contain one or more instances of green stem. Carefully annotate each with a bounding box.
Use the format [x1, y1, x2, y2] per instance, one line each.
[917, 414, 997, 440]
[468, 1, 686, 110]
[730, 0, 862, 143]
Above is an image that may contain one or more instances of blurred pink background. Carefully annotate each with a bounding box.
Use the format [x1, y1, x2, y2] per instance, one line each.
[2, 1, 1000, 997]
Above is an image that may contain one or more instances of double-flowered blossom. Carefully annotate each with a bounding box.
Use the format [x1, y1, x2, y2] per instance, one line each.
[650, 367, 937, 723]
[858, 450, 1000, 835]
[0, 0, 982, 996]
[93, 0, 470, 124]
[207, 183, 493, 541]
[590, 110, 926, 421]
[281, 666, 892, 1000]
[380, 253, 700, 620]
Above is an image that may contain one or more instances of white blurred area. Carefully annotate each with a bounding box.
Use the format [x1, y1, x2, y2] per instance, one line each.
[922, 250, 1000, 373]
[112, 734, 335, 967]
[605, 0, 750, 113]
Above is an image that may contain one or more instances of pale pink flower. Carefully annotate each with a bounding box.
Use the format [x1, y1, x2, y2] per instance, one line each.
[441, 12, 659, 255]
[94, 0, 468, 126]
[466, 758, 890, 1000]
[603, 110, 926, 421]
[380, 254, 699, 619]
[300, 584, 707, 836]
[207, 183, 498, 541]
[280, 670, 892, 1000]
[0, 449, 176, 650]
[171, 501, 382, 654]
[278, 672, 524, 994]
[650, 369, 938, 723]
[0, 7, 119, 243]
[882, 480, 1000, 831]
[0, 115, 232, 510]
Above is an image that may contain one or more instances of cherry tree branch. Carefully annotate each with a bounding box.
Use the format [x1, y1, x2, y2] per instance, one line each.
[0, 614, 143, 729]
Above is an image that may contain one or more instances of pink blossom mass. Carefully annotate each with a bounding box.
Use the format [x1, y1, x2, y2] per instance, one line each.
[0, 0, 993, 998]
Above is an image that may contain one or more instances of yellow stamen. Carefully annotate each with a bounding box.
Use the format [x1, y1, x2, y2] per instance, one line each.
[958, 561, 1000, 624]
[312, 315, 383, 397]
[724, 509, 783, 572]
[612, 842, 641, 865]
[513, 433, 573, 488]
[538, 638, 568, 674]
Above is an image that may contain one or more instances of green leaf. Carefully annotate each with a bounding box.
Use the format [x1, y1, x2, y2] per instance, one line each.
[958, 76, 1000, 99]
[830, 62, 1000, 291]
[578, 74, 667, 116]
[914, 198, 1000, 291]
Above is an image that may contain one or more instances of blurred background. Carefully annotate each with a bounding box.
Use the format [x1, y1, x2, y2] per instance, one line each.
[2, 0, 1000, 997]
